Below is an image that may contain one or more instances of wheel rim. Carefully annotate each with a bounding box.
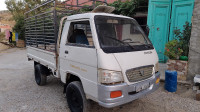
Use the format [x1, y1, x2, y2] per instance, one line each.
[35, 68, 41, 84]
[67, 86, 83, 112]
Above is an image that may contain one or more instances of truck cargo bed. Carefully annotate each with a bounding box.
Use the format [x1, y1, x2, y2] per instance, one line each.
[27, 46, 56, 71]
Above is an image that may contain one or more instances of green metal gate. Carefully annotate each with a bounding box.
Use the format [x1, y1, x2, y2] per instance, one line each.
[147, 0, 194, 62]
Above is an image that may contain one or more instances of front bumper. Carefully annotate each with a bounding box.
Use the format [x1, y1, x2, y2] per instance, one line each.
[98, 72, 160, 108]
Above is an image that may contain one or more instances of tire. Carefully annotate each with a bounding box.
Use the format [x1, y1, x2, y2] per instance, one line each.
[66, 81, 90, 112]
[34, 64, 47, 86]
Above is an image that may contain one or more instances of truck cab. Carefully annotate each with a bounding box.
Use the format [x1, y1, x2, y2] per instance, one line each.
[59, 13, 160, 108]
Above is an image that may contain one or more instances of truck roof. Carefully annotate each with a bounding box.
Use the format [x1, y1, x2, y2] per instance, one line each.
[67, 13, 132, 21]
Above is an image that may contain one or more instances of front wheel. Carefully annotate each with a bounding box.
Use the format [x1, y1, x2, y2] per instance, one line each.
[66, 81, 90, 112]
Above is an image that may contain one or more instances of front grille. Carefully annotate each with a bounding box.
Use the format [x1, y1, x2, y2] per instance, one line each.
[126, 65, 154, 82]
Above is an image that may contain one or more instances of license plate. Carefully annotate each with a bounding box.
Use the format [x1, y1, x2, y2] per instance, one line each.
[136, 82, 150, 92]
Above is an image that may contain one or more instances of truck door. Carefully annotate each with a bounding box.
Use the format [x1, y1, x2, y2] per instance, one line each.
[59, 20, 98, 99]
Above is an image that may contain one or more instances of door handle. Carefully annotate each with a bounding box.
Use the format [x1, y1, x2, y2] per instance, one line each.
[65, 50, 68, 54]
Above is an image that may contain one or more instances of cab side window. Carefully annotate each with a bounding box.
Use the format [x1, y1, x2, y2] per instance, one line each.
[67, 21, 94, 47]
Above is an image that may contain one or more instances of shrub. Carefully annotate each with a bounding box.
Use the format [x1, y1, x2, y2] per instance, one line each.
[12, 16, 25, 40]
[174, 22, 192, 57]
[164, 40, 183, 60]
[109, 0, 148, 17]
[80, 0, 148, 17]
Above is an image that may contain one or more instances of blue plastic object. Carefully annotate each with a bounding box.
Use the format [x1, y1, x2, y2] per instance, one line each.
[165, 70, 177, 92]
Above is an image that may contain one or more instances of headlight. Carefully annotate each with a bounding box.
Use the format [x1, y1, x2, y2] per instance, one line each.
[98, 69, 124, 85]
[155, 62, 159, 73]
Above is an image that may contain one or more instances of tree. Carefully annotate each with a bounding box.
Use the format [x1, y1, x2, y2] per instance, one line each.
[5, 0, 24, 21]
[109, 0, 148, 17]
[5, 0, 42, 40]
[5, 0, 42, 20]
[12, 15, 25, 40]
[174, 22, 192, 57]
[73, 0, 149, 17]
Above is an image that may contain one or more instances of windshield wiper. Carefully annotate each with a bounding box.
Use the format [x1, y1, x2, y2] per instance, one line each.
[126, 41, 153, 49]
[138, 43, 153, 48]
[104, 35, 134, 50]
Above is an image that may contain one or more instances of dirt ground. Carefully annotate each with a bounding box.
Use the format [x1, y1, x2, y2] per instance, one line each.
[0, 48, 200, 112]
[0, 43, 10, 51]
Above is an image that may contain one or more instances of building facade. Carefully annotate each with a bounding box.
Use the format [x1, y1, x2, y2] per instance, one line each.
[188, 0, 200, 80]
[0, 24, 11, 33]
[0, 23, 11, 33]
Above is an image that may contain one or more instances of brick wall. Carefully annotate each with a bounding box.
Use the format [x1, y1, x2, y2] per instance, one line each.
[188, 0, 200, 80]
[167, 60, 188, 81]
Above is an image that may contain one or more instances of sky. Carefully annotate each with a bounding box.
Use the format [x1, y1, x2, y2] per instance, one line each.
[0, 0, 7, 11]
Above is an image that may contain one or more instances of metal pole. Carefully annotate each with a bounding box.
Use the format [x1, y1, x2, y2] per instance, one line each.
[35, 10, 38, 47]
[43, 13, 46, 50]
[93, 0, 95, 8]
[54, 0, 58, 52]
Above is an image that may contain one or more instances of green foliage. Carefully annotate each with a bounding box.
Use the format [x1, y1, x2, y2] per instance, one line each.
[5, 0, 42, 40]
[174, 22, 192, 57]
[13, 16, 25, 40]
[109, 0, 148, 17]
[79, 5, 93, 13]
[164, 40, 183, 60]
[5, 0, 42, 20]
[109, 0, 137, 17]
[165, 22, 192, 60]
[5, 0, 24, 20]
[69, 0, 148, 17]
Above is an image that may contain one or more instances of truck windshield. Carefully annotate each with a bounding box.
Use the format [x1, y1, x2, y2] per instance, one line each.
[94, 15, 153, 53]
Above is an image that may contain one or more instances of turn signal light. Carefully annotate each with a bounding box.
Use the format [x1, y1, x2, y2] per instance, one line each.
[156, 78, 160, 84]
[110, 91, 122, 98]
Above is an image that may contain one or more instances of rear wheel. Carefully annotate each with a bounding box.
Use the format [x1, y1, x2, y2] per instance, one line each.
[34, 64, 47, 86]
[66, 81, 89, 112]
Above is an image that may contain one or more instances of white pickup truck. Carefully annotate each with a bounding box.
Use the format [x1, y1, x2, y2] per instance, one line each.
[25, 1, 160, 112]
